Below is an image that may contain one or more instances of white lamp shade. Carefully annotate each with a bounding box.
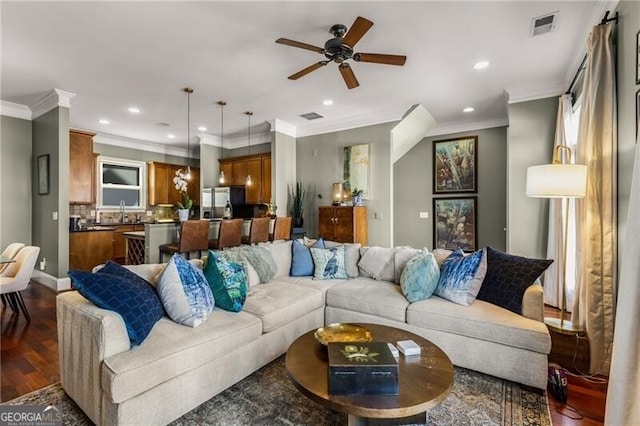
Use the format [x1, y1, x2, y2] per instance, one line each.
[526, 164, 587, 198]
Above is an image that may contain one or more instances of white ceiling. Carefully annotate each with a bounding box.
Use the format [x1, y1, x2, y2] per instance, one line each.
[1, 1, 612, 152]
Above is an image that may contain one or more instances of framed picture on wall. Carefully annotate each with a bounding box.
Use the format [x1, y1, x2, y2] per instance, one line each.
[37, 154, 50, 195]
[343, 144, 370, 199]
[636, 30, 640, 84]
[433, 136, 478, 194]
[637, 89, 640, 140]
[433, 196, 477, 252]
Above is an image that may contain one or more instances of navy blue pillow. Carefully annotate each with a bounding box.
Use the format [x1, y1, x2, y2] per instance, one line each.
[476, 247, 553, 314]
[290, 238, 325, 276]
[69, 262, 164, 345]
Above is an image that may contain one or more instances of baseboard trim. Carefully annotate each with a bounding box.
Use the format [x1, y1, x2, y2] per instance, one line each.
[31, 271, 71, 292]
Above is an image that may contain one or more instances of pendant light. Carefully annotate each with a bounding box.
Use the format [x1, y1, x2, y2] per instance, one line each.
[218, 101, 227, 184]
[183, 87, 193, 180]
[245, 111, 253, 186]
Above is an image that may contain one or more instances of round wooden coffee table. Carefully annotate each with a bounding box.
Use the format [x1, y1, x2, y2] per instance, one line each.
[285, 323, 454, 425]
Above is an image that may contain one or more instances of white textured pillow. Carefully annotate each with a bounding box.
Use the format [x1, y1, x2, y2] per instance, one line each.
[394, 247, 422, 282]
[433, 249, 454, 268]
[358, 246, 395, 281]
[264, 240, 293, 277]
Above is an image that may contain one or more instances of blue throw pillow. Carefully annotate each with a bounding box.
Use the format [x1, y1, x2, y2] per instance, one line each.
[69, 265, 164, 345]
[310, 246, 348, 280]
[156, 254, 215, 327]
[203, 251, 248, 312]
[290, 238, 325, 276]
[476, 247, 553, 314]
[400, 251, 440, 303]
[435, 248, 487, 306]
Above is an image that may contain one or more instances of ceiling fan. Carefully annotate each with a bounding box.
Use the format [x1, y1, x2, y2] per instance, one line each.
[276, 16, 407, 90]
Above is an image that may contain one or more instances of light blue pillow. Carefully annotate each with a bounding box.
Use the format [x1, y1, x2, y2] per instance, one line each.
[400, 251, 440, 302]
[156, 254, 215, 327]
[203, 251, 248, 312]
[290, 238, 325, 276]
[310, 246, 348, 280]
[435, 248, 486, 306]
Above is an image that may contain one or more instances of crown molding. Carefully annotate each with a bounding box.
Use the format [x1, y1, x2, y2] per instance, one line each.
[199, 134, 222, 147]
[295, 107, 404, 138]
[0, 101, 32, 120]
[224, 131, 271, 149]
[30, 88, 76, 119]
[93, 132, 196, 159]
[424, 118, 509, 138]
[268, 119, 297, 138]
[505, 78, 565, 104]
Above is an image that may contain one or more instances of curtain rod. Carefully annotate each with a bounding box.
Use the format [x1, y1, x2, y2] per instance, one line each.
[565, 10, 618, 95]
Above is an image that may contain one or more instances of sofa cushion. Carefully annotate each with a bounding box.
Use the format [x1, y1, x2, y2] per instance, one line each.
[102, 310, 262, 403]
[242, 281, 323, 332]
[406, 296, 551, 354]
[476, 247, 553, 314]
[262, 240, 293, 278]
[273, 275, 347, 303]
[358, 247, 395, 281]
[400, 251, 440, 302]
[435, 248, 486, 306]
[156, 254, 215, 327]
[311, 246, 348, 280]
[203, 251, 248, 312]
[219, 246, 275, 284]
[326, 277, 409, 322]
[290, 238, 324, 276]
[68, 265, 164, 346]
[394, 247, 422, 282]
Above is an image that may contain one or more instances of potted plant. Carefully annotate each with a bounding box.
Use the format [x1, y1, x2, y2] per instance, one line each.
[173, 169, 193, 221]
[288, 182, 306, 227]
[352, 187, 364, 206]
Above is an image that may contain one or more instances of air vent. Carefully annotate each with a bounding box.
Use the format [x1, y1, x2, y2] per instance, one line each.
[299, 112, 324, 120]
[155, 122, 170, 127]
[530, 11, 558, 36]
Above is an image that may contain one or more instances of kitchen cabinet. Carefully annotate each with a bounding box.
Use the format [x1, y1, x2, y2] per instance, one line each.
[112, 224, 144, 264]
[69, 129, 95, 204]
[69, 230, 114, 271]
[318, 206, 368, 245]
[219, 153, 272, 203]
[148, 161, 200, 206]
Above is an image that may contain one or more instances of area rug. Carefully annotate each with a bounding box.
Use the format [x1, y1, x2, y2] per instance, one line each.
[2, 356, 551, 425]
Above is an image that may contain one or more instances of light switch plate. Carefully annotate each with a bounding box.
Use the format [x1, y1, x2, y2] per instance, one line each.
[52, 211, 58, 220]
[419, 212, 429, 219]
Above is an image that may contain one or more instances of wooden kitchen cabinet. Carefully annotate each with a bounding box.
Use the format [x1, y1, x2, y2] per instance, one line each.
[220, 162, 232, 185]
[69, 230, 114, 271]
[231, 161, 247, 186]
[318, 206, 367, 245]
[262, 156, 272, 203]
[148, 161, 200, 206]
[69, 129, 95, 204]
[219, 153, 271, 203]
[245, 157, 262, 203]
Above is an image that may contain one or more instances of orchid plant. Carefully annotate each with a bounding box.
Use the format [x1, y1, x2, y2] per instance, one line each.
[173, 169, 193, 210]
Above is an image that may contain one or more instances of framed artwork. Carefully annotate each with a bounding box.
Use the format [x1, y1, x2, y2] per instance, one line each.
[433, 196, 477, 252]
[636, 30, 640, 84]
[637, 89, 640, 141]
[433, 136, 478, 194]
[37, 154, 50, 195]
[343, 144, 370, 198]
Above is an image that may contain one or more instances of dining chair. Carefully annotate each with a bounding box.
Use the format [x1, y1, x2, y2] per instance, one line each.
[270, 216, 292, 241]
[209, 219, 243, 250]
[0, 243, 25, 274]
[159, 220, 210, 262]
[0, 246, 40, 321]
[241, 217, 271, 245]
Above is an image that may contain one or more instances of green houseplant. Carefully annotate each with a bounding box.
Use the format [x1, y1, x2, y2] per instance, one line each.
[288, 182, 306, 227]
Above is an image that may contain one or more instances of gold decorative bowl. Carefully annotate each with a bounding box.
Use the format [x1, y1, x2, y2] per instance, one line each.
[314, 323, 373, 346]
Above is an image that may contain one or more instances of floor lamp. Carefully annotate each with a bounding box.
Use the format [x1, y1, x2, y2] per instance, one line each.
[526, 145, 587, 335]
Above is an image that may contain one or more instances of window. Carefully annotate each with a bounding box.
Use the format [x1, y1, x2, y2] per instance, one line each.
[98, 157, 145, 209]
[564, 102, 581, 311]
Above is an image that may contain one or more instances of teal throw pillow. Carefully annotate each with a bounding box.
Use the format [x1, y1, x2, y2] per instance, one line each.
[435, 248, 487, 306]
[400, 251, 440, 303]
[310, 246, 348, 280]
[203, 250, 248, 312]
[290, 238, 325, 276]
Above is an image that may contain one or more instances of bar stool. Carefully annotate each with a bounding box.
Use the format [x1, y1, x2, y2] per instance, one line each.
[209, 219, 243, 250]
[159, 220, 210, 262]
[270, 216, 292, 241]
[241, 217, 270, 245]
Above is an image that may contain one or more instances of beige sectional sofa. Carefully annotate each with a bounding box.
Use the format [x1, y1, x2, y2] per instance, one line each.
[57, 240, 551, 425]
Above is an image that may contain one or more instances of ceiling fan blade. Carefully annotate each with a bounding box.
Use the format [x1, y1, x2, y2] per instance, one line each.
[339, 63, 359, 89]
[276, 38, 324, 54]
[288, 61, 328, 80]
[342, 16, 373, 48]
[354, 53, 407, 66]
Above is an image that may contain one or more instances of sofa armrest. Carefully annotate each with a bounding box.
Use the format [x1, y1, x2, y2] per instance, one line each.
[57, 291, 131, 425]
[521, 280, 544, 322]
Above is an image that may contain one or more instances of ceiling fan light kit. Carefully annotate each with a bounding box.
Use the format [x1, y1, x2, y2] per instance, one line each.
[276, 16, 406, 89]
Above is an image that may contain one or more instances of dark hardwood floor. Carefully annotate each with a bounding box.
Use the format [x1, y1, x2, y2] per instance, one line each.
[1, 281, 608, 426]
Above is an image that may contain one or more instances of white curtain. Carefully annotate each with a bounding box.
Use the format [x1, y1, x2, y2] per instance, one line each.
[543, 94, 575, 308]
[605, 134, 640, 425]
[572, 23, 617, 374]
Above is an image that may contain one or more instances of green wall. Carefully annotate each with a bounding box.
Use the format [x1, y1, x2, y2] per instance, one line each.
[94, 142, 188, 165]
[394, 127, 507, 250]
[226, 142, 271, 158]
[0, 115, 32, 248]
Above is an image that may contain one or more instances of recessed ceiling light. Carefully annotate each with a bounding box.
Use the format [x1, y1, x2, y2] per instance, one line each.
[128, 107, 141, 114]
[473, 61, 490, 70]
[198, 126, 207, 132]
[463, 107, 475, 113]
[323, 99, 334, 106]
[98, 119, 110, 124]
[167, 133, 175, 139]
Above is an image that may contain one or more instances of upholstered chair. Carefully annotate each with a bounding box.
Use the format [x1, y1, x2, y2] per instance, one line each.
[241, 217, 270, 245]
[209, 219, 243, 250]
[0, 246, 40, 321]
[159, 220, 210, 262]
[270, 216, 292, 241]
